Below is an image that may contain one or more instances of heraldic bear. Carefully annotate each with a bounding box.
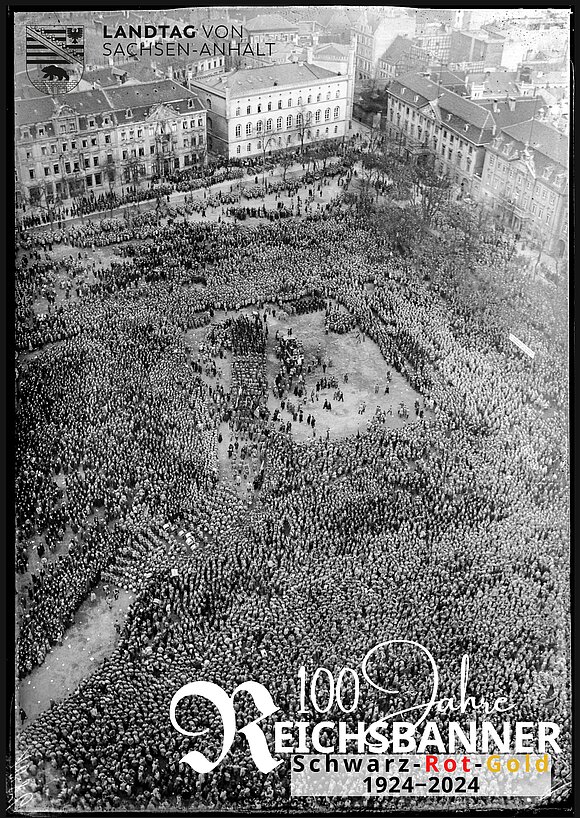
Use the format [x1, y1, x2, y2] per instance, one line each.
[42, 65, 70, 81]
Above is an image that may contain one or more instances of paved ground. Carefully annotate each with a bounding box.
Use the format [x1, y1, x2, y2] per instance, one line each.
[18, 583, 133, 726]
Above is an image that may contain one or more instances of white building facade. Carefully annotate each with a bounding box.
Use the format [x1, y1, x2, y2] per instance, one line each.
[191, 63, 351, 159]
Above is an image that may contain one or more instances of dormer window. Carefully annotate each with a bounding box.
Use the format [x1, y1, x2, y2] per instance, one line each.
[188, 98, 194, 108]
[464, 124, 469, 132]
[22, 128, 30, 139]
[38, 126, 45, 137]
[103, 117, 110, 126]
[414, 95, 418, 102]
[89, 118, 95, 127]
[126, 108, 133, 118]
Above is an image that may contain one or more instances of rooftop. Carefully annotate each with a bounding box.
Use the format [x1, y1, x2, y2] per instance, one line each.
[500, 118, 568, 168]
[245, 14, 299, 32]
[195, 63, 340, 95]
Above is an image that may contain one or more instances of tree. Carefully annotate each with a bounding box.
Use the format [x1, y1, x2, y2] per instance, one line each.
[414, 164, 451, 227]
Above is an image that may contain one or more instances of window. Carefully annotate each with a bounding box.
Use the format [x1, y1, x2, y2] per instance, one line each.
[44, 166, 49, 176]
[81, 139, 87, 148]
[41, 146, 48, 156]
[235, 125, 241, 137]
[324, 108, 330, 121]
[538, 207, 543, 218]
[334, 106, 339, 118]
[206, 98, 212, 110]
[246, 122, 252, 135]
[94, 173, 101, 185]
[278, 100, 282, 109]
[335, 88, 340, 98]
[247, 105, 251, 115]
[298, 96, 302, 105]
[105, 134, 111, 144]
[84, 157, 90, 169]
[257, 140, 262, 150]
[315, 110, 321, 122]
[64, 162, 70, 173]
[235, 106, 240, 116]
[126, 108, 132, 118]
[257, 121, 263, 133]
[71, 141, 76, 149]
[94, 156, 100, 165]
[122, 150, 128, 160]
[59, 124, 66, 134]
[150, 145, 155, 155]
[86, 175, 92, 187]
[296, 113, 303, 125]
[257, 103, 262, 113]
[188, 99, 194, 108]
[103, 117, 110, 126]
[236, 145, 241, 154]
[91, 137, 97, 147]
[266, 119, 272, 131]
[51, 144, 56, 153]
[316, 129, 319, 137]
[277, 117, 282, 129]
[286, 115, 292, 128]
[267, 101, 272, 111]
[306, 111, 312, 123]
[326, 91, 331, 100]
[307, 95, 312, 104]
[334, 125, 338, 133]
[53, 163, 59, 174]
[288, 98, 292, 107]
[207, 116, 213, 131]
[38, 126, 45, 137]
[247, 142, 251, 152]
[316, 93, 321, 102]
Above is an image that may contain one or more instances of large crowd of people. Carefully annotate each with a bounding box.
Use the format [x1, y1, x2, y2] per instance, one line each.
[15, 147, 569, 812]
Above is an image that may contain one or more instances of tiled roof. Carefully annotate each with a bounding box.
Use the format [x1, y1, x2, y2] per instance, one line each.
[478, 96, 546, 130]
[245, 14, 298, 32]
[197, 63, 339, 95]
[380, 35, 415, 64]
[15, 80, 202, 126]
[315, 42, 349, 59]
[106, 80, 203, 111]
[389, 72, 441, 105]
[501, 119, 568, 168]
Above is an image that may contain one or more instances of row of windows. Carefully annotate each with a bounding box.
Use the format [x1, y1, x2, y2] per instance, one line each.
[234, 125, 339, 154]
[20, 101, 199, 140]
[232, 88, 341, 116]
[234, 108, 341, 137]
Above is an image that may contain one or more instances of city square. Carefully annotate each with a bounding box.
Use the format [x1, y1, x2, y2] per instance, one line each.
[12, 5, 570, 813]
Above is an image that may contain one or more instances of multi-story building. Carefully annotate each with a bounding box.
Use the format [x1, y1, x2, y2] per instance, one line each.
[244, 14, 299, 46]
[384, 72, 546, 198]
[479, 118, 568, 255]
[413, 25, 452, 65]
[448, 29, 506, 72]
[15, 80, 206, 209]
[415, 8, 472, 36]
[377, 36, 430, 80]
[189, 62, 351, 160]
[352, 10, 415, 81]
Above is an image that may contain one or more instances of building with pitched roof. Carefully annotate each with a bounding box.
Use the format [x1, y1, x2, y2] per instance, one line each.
[479, 119, 568, 254]
[377, 36, 430, 80]
[244, 14, 299, 45]
[188, 63, 351, 159]
[384, 72, 548, 197]
[15, 80, 206, 208]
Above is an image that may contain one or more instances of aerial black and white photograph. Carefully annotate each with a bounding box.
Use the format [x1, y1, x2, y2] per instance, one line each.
[10, 4, 571, 814]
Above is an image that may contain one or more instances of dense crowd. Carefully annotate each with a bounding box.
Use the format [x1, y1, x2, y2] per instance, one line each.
[15, 156, 569, 812]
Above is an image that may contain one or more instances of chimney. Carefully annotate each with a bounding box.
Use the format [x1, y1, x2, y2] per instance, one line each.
[306, 46, 313, 64]
[507, 96, 515, 111]
[492, 98, 499, 113]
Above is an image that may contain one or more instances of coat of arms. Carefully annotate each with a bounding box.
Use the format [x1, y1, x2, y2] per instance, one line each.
[26, 25, 84, 95]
